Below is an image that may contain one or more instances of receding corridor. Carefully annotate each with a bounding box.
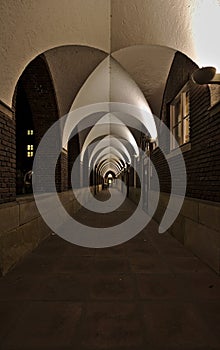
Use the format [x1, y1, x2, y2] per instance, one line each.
[1, 1, 220, 349]
[0, 190, 220, 350]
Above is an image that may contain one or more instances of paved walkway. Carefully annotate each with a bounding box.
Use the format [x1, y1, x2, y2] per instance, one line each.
[0, 190, 220, 350]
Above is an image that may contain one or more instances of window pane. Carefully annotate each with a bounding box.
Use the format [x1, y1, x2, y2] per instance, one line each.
[27, 151, 33, 158]
[185, 91, 190, 115]
[174, 98, 181, 124]
[178, 122, 183, 145]
[183, 91, 190, 117]
[173, 126, 181, 146]
[183, 116, 190, 143]
[170, 87, 190, 150]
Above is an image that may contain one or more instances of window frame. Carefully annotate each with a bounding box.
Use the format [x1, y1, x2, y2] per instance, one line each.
[170, 83, 190, 150]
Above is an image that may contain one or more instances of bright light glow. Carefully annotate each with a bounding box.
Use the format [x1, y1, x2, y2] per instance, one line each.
[192, 0, 220, 72]
[27, 151, 33, 158]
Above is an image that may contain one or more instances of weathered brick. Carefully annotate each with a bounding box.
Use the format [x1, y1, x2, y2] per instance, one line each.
[152, 51, 220, 203]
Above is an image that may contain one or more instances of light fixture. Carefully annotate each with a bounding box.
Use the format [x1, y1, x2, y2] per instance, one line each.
[192, 66, 220, 85]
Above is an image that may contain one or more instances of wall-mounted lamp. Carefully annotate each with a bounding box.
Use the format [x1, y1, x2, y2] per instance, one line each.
[192, 66, 220, 85]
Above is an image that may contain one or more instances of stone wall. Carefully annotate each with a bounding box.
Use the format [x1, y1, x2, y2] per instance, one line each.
[128, 186, 220, 274]
[0, 188, 98, 275]
[151, 191, 220, 274]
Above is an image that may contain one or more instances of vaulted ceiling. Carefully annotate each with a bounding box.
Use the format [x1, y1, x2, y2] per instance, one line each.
[1, 0, 220, 107]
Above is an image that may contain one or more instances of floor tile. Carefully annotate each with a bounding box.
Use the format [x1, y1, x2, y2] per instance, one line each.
[0, 273, 91, 301]
[90, 274, 135, 300]
[80, 302, 144, 349]
[124, 239, 159, 256]
[94, 244, 126, 257]
[141, 301, 219, 348]
[165, 256, 212, 274]
[0, 301, 27, 345]
[92, 256, 130, 274]
[57, 255, 94, 274]
[136, 273, 190, 300]
[2, 302, 82, 349]
[130, 255, 171, 274]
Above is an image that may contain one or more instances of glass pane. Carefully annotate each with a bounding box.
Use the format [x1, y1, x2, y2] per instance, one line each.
[172, 127, 178, 148]
[183, 116, 190, 143]
[174, 98, 181, 125]
[185, 91, 190, 115]
[183, 91, 190, 117]
[173, 125, 182, 146]
[178, 122, 183, 145]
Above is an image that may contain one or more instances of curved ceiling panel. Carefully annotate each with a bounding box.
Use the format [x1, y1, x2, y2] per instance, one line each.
[99, 161, 121, 176]
[71, 56, 152, 113]
[89, 135, 131, 167]
[112, 45, 175, 117]
[69, 56, 157, 151]
[92, 148, 127, 170]
[98, 158, 123, 171]
[0, 0, 110, 106]
[80, 113, 139, 162]
[44, 46, 107, 116]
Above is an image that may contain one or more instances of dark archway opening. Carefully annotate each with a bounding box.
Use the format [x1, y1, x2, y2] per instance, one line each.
[15, 84, 36, 195]
[14, 54, 62, 195]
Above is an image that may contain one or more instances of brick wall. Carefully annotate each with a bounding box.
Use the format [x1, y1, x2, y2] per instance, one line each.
[151, 51, 220, 202]
[185, 83, 220, 201]
[0, 105, 16, 203]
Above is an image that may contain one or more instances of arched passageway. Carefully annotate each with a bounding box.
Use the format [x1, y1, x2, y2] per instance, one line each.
[0, 2, 220, 349]
[0, 38, 219, 277]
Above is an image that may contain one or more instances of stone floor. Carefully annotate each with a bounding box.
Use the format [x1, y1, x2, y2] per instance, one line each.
[0, 190, 220, 350]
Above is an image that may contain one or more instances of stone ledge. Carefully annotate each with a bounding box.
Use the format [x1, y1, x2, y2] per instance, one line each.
[199, 202, 220, 233]
[19, 200, 39, 226]
[184, 218, 220, 273]
[131, 189, 220, 273]
[0, 202, 19, 234]
[0, 216, 52, 275]
[0, 99, 13, 119]
[0, 189, 90, 275]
